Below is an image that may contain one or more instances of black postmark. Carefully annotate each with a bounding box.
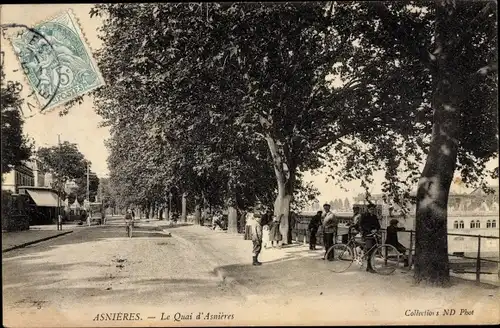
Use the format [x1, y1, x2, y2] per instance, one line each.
[1, 23, 62, 114]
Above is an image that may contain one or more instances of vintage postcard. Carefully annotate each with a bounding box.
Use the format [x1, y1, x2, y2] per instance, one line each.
[1, 2, 499, 327]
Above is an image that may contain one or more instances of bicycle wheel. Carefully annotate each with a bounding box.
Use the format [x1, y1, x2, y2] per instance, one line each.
[370, 244, 399, 275]
[325, 244, 354, 273]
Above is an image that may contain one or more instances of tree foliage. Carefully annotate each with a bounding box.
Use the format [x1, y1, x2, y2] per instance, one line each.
[90, 2, 497, 284]
[36, 142, 99, 201]
[1, 66, 32, 174]
[324, 0, 498, 201]
[321, 0, 498, 285]
[93, 3, 337, 218]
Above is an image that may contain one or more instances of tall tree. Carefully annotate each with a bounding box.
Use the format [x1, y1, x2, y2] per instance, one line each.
[36, 142, 90, 198]
[325, 0, 498, 285]
[90, 2, 497, 283]
[1, 66, 32, 174]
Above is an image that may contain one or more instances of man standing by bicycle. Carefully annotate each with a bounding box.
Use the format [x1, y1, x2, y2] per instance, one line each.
[359, 203, 381, 273]
[322, 204, 338, 260]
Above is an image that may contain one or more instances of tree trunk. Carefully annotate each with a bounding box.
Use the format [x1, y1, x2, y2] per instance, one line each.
[145, 202, 150, 219]
[414, 2, 463, 287]
[274, 186, 293, 244]
[264, 133, 295, 245]
[167, 207, 171, 221]
[181, 193, 187, 222]
[200, 191, 206, 226]
[159, 208, 163, 221]
[194, 195, 201, 225]
[201, 208, 207, 226]
[227, 206, 238, 233]
[226, 179, 238, 233]
[194, 206, 201, 224]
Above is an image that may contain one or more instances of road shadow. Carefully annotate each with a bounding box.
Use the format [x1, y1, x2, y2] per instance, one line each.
[2, 225, 174, 261]
[216, 256, 499, 299]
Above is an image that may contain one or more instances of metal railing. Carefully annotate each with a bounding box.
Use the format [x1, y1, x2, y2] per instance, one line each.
[291, 225, 499, 284]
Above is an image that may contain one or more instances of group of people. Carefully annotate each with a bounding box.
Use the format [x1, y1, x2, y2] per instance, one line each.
[247, 210, 286, 266]
[236, 202, 409, 270]
[307, 203, 409, 273]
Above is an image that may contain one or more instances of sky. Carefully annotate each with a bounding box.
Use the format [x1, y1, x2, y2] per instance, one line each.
[2, 4, 498, 205]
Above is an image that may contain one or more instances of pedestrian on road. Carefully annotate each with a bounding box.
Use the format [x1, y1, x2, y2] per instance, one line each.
[269, 214, 283, 248]
[385, 219, 409, 267]
[359, 203, 381, 273]
[252, 214, 263, 266]
[244, 212, 254, 240]
[262, 223, 270, 249]
[308, 211, 322, 250]
[322, 204, 337, 260]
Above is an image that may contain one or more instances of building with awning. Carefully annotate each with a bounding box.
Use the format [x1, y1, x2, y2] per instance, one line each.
[18, 186, 63, 225]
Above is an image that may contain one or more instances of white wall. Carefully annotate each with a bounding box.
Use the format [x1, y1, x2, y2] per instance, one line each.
[1, 171, 16, 192]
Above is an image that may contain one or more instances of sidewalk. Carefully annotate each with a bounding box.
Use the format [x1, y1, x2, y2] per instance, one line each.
[2, 227, 74, 252]
[170, 224, 499, 325]
[131, 218, 193, 230]
[175, 224, 332, 265]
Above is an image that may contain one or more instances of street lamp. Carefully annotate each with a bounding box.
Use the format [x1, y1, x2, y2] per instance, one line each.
[57, 134, 62, 231]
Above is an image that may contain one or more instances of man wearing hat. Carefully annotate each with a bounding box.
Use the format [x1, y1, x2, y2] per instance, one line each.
[344, 205, 362, 243]
[359, 203, 381, 273]
[322, 203, 338, 259]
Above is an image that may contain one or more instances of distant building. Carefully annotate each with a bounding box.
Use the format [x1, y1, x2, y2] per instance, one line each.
[1, 157, 55, 194]
[2, 157, 62, 225]
[1, 162, 35, 193]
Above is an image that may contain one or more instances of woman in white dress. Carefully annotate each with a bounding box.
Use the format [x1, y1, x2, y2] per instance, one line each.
[244, 212, 254, 240]
[262, 221, 271, 249]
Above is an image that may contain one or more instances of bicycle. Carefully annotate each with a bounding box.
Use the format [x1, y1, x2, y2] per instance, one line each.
[125, 219, 134, 238]
[325, 231, 400, 275]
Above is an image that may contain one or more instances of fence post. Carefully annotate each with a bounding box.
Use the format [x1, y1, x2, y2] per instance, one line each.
[408, 231, 414, 269]
[476, 235, 481, 284]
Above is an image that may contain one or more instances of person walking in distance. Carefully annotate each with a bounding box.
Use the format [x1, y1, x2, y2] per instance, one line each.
[124, 208, 134, 236]
[359, 203, 381, 273]
[252, 215, 263, 266]
[322, 204, 337, 259]
[308, 211, 322, 250]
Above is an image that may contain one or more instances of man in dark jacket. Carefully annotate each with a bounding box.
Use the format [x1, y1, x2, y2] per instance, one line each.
[261, 210, 273, 227]
[308, 211, 322, 250]
[252, 215, 263, 266]
[359, 204, 381, 273]
[386, 219, 409, 267]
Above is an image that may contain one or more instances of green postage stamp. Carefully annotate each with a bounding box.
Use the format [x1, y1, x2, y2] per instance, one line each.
[10, 10, 104, 111]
